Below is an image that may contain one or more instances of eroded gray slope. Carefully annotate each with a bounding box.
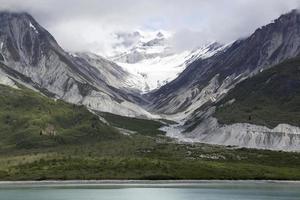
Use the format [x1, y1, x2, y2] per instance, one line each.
[0, 12, 156, 118]
[154, 10, 300, 151]
[148, 10, 300, 117]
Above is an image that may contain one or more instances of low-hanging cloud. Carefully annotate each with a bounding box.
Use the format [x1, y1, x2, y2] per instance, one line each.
[1, 0, 300, 55]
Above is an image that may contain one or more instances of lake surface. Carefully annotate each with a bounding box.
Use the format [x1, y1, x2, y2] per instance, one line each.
[0, 181, 299, 200]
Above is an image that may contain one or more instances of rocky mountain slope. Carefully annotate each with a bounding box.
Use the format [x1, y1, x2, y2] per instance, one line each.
[0, 12, 155, 118]
[1, 10, 300, 151]
[215, 57, 300, 128]
[182, 57, 300, 151]
[152, 10, 300, 151]
[148, 10, 300, 117]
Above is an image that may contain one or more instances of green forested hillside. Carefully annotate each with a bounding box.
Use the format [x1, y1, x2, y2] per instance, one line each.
[0, 84, 300, 181]
[98, 112, 165, 136]
[0, 84, 119, 149]
[215, 57, 300, 128]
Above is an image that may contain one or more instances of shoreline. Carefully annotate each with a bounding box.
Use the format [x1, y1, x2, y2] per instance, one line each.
[0, 180, 300, 186]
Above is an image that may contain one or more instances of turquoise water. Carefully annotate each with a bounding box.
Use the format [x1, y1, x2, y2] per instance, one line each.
[0, 182, 299, 200]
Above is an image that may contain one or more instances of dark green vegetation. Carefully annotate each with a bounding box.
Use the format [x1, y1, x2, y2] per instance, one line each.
[215, 57, 300, 128]
[0, 84, 300, 180]
[1, 135, 300, 180]
[99, 112, 165, 136]
[0, 84, 119, 149]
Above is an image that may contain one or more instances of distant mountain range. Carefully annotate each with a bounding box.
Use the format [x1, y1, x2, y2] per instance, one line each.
[110, 30, 225, 92]
[0, 10, 300, 151]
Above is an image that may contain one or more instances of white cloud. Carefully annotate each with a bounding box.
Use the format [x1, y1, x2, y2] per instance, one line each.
[0, 0, 300, 54]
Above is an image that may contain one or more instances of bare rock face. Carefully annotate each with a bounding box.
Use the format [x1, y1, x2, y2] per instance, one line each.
[1, 10, 300, 151]
[185, 117, 300, 151]
[153, 10, 300, 151]
[0, 12, 156, 118]
[148, 10, 300, 115]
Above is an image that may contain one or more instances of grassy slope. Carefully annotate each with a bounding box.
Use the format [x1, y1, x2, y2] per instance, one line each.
[215, 57, 300, 128]
[99, 112, 165, 136]
[0, 84, 300, 180]
[0, 84, 119, 149]
[0, 136, 300, 180]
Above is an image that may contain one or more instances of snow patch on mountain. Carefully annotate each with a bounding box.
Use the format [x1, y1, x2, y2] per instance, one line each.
[110, 30, 225, 92]
[116, 51, 191, 92]
[29, 22, 38, 34]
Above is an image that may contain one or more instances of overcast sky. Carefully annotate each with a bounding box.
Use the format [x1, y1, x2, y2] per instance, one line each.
[1, 0, 300, 55]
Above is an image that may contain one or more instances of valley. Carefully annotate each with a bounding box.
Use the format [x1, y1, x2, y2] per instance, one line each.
[0, 8, 300, 181]
[0, 78, 299, 180]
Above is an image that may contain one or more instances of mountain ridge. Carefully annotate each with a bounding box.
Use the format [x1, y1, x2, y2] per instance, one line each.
[0, 11, 157, 118]
[1, 10, 300, 151]
[147, 9, 300, 116]
[149, 9, 300, 151]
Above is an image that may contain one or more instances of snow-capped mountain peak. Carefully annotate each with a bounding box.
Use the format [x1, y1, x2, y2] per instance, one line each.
[108, 30, 225, 92]
[117, 47, 225, 92]
[110, 30, 173, 64]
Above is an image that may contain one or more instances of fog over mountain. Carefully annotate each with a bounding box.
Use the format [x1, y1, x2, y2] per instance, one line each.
[1, 0, 300, 55]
